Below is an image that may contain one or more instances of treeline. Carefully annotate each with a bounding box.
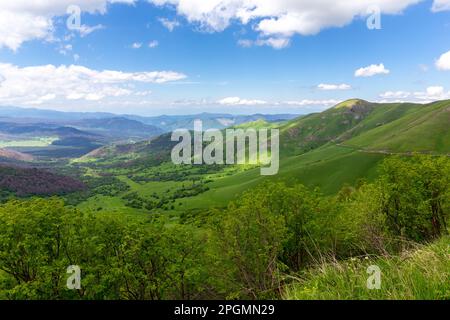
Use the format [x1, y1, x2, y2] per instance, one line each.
[0, 155, 448, 299]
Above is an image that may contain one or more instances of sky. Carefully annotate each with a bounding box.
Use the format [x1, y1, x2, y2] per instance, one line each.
[0, 0, 449, 116]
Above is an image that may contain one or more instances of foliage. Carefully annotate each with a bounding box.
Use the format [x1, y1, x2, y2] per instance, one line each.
[0, 155, 448, 300]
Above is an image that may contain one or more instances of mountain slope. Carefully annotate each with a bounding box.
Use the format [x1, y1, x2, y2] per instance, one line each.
[279, 99, 375, 156]
[344, 100, 450, 153]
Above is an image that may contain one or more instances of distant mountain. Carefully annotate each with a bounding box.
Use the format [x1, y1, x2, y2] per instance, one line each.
[0, 105, 299, 132]
[0, 121, 98, 138]
[127, 113, 299, 132]
[0, 106, 115, 121]
[69, 117, 163, 139]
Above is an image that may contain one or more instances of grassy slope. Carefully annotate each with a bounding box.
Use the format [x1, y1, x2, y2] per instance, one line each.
[284, 236, 450, 300]
[345, 100, 450, 153]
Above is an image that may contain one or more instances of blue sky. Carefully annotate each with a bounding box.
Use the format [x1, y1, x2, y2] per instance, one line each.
[0, 0, 449, 115]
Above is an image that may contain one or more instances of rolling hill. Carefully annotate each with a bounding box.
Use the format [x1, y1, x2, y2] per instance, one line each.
[72, 99, 449, 215]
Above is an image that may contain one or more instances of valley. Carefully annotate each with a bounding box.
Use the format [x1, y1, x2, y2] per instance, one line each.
[48, 99, 448, 218]
[0, 99, 448, 300]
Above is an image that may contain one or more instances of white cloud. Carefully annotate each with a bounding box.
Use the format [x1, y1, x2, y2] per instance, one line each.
[149, 0, 421, 47]
[379, 91, 411, 99]
[148, 40, 159, 48]
[218, 97, 268, 106]
[237, 39, 253, 48]
[0, 0, 136, 51]
[413, 86, 450, 102]
[424, 86, 444, 97]
[0, 63, 186, 107]
[355, 63, 390, 77]
[431, 0, 450, 12]
[318, 83, 352, 91]
[283, 99, 340, 107]
[379, 86, 450, 103]
[158, 17, 181, 31]
[238, 37, 290, 49]
[174, 96, 340, 110]
[436, 50, 450, 70]
[132, 42, 143, 49]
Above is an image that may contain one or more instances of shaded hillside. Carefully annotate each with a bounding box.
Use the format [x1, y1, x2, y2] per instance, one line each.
[0, 122, 97, 138]
[0, 165, 85, 196]
[80, 132, 177, 166]
[0, 148, 33, 162]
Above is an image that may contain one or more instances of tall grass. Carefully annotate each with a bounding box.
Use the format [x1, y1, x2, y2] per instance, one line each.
[283, 236, 449, 300]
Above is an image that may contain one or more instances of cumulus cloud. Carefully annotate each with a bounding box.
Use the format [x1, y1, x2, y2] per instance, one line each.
[431, 0, 450, 12]
[317, 83, 352, 91]
[379, 86, 450, 103]
[412, 86, 450, 102]
[355, 64, 390, 77]
[436, 50, 450, 70]
[0, 0, 136, 51]
[149, 0, 422, 48]
[217, 97, 268, 106]
[0, 63, 186, 106]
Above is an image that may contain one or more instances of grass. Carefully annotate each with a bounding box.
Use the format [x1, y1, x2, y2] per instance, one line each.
[76, 194, 152, 220]
[0, 137, 58, 148]
[284, 236, 450, 300]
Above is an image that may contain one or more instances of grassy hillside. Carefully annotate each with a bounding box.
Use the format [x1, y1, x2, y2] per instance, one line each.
[279, 99, 375, 156]
[345, 100, 450, 153]
[284, 236, 450, 300]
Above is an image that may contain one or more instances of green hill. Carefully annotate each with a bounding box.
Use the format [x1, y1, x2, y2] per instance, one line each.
[73, 99, 450, 215]
[344, 100, 450, 153]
